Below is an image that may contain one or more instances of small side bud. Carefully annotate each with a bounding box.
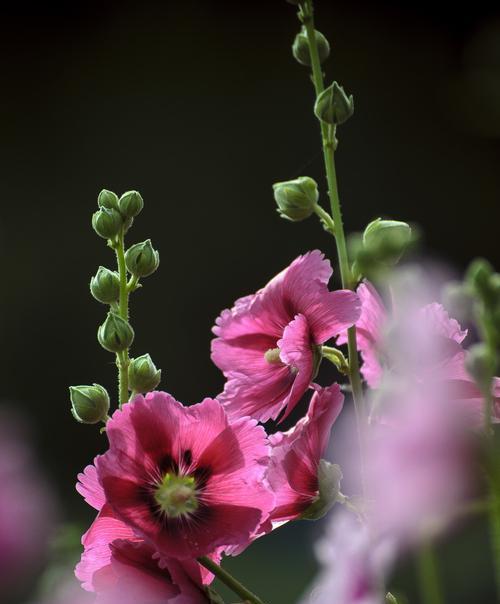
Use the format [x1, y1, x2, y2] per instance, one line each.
[92, 208, 123, 240]
[466, 343, 495, 393]
[443, 281, 475, 323]
[125, 239, 160, 278]
[98, 312, 135, 353]
[98, 189, 120, 211]
[314, 81, 354, 126]
[70, 384, 110, 424]
[90, 266, 120, 305]
[272, 176, 318, 222]
[292, 28, 330, 67]
[362, 218, 412, 265]
[128, 354, 161, 394]
[119, 190, 144, 219]
[301, 461, 343, 520]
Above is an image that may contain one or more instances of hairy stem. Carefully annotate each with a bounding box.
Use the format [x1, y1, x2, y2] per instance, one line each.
[301, 0, 367, 486]
[115, 232, 130, 406]
[198, 556, 267, 604]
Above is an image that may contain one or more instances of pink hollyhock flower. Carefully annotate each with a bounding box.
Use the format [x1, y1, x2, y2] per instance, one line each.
[0, 412, 55, 591]
[339, 280, 500, 424]
[76, 463, 213, 604]
[337, 281, 386, 388]
[95, 392, 274, 560]
[212, 250, 360, 422]
[299, 509, 395, 604]
[366, 387, 477, 545]
[267, 384, 344, 523]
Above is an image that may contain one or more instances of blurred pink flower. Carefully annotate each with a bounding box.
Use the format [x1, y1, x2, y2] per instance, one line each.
[212, 250, 360, 422]
[339, 280, 500, 424]
[300, 509, 394, 604]
[76, 465, 211, 603]
[0, 412, 55, 590]
[94, 392, 274, 560]
[267, 384, 344, 523]
[366, 388, 477, 545]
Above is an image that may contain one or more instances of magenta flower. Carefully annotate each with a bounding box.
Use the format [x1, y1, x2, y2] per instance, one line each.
[94, 392, 274, 560]
[300, 509, 394, 604]
[212, 250, 360, 422]
[267, 384, 344, 523]
[76, 464, 211, 603]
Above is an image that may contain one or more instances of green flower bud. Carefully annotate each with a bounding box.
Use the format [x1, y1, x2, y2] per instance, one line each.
[128, 354, 161, 394]
[272, 176, 318, 222]
[442, 281, 475, 323]
[125, 239, 160, 278]
[70, 384, 110, 424]
[314, 81, 354, 126]
[292, 28, 330, 67]
[90, 266, 120, 305]
[119, 190, 144, 219]
[92, 208, 123, 240]
[97, 312, 134, 353]
[466, 258, 500, 309]
[466, 343, 495, 393]
[301, 461, 343, 520]
[97, 189, 120, 211]
[362, 218, 412, 265]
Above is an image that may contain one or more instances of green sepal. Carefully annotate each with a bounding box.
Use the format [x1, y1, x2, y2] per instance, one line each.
[125, 239, 160, 278]
[273, 176, 318, 222]
[92, 207, 123, 240]
[119, 190, 144, 219]
[128, 354, 161, 394]
[301, 460, 343, 520]
[98, 189, 120, 211]
[292, 27, 330, 67]
[70, 384, 110, 424]
[90, 266, 120, 305]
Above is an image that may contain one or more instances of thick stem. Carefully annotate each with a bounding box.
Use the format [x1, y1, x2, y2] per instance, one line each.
[115, 232, 131, 407]
[416, 541, 444, 604]
[198, 556, 267, 604]
[301, 0, 367, 481]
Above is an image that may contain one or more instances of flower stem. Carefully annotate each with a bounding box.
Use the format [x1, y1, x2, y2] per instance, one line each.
[416, 541, 444, 604]
[198, 556, 267, 604]
[300, 0, 367, 484]
[115, 231, 130, 407]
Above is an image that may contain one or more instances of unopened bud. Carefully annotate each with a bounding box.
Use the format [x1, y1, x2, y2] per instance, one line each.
[466, 259, 499, 309]
[362, 218, 412, 266]
[90, 266, 120, 305]
[92, 208, 123, 240]
[70, 384, 109, 424]
[301, 461, 343, 520]
[125, 239, 160, 278]
[466, 343, 495, 393]
[314, 81, 354, 126]
[97, 312, 134, 353]
[97, 189, 120, 211]
[292, 28, 330, 67]
[119, 190, 144, 219]
[272, 176, 318, 222]
[128, 354, 161, 393]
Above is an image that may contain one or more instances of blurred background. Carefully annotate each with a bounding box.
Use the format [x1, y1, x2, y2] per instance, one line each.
[1, 0, 500, 602]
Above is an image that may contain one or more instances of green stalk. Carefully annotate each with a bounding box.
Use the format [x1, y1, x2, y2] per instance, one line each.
[115, 231, 131, 406]
[301, 0, 367, 480]
[416, 541, 444, 604]
[198, 556, 267, 604]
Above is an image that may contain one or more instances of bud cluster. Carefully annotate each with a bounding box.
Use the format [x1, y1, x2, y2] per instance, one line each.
[70, 189, 162, 426]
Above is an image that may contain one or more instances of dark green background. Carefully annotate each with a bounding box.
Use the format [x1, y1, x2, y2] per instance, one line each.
[1, 1, 500, 602]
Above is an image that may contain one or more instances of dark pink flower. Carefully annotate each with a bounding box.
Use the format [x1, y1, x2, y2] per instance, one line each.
[76, 464, 212, 604]
[267, 384, 344, 523]
[212, 251, 360, 422]
[95, 392, 274, 560]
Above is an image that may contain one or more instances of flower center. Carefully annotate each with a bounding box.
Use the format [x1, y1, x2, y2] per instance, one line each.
[264, 347, 282, 364]
[154, 473, 198, 518]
